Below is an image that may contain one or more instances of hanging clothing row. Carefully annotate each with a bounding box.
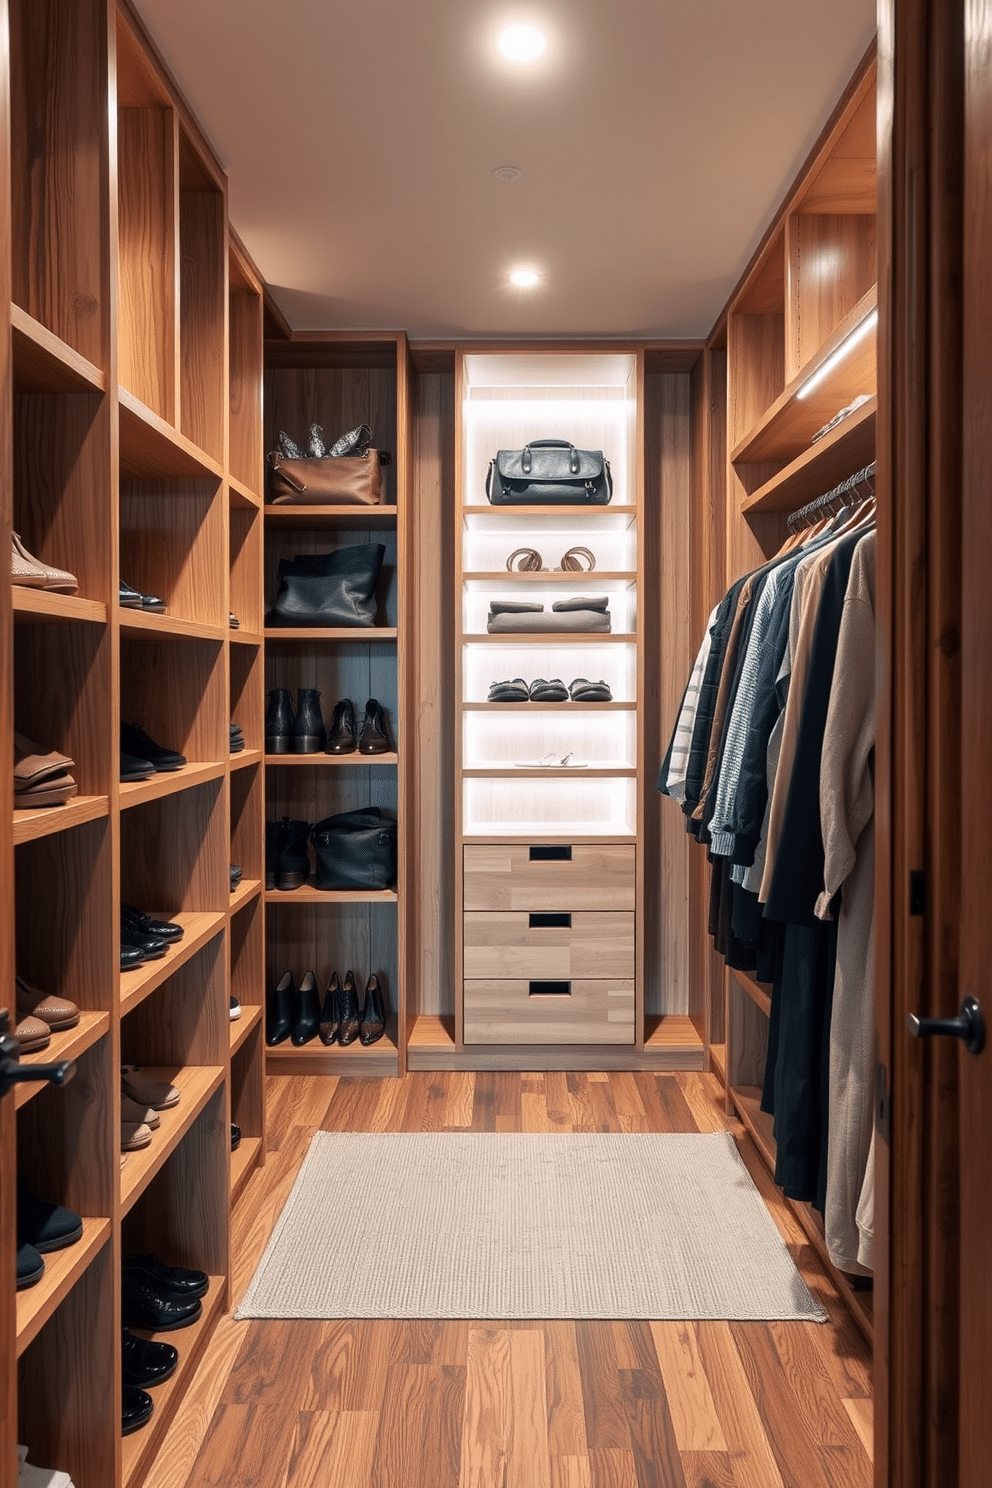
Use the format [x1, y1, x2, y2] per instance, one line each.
[658, 463, 877, 1277]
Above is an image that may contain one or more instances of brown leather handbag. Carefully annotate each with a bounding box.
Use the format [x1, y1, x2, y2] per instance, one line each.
[267, 449, 385, 506]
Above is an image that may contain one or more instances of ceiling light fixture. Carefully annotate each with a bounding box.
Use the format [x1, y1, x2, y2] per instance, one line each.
[493, 165, 524, 182]
[497, 24, 547, 63]
[509, 268, 540, 288]
[796, 309, 878, 400]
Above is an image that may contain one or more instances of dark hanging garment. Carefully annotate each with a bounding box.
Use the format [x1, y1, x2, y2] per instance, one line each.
[681, 579, 747, 826]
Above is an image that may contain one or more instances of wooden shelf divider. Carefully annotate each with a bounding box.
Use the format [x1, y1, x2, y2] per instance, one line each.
[13, 795, 110, 846]
[15, 1218, 112, 1358]
[13, 1013, 110, 1110]
[119, 913, 227, 1018]
[119, 1065, 226, 1215]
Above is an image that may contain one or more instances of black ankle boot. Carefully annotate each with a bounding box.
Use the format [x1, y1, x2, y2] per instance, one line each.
[265, 818, 286, 889]
[325, 699, 357, 754]
[266, 971, 295, 1045]
[337, 970, 361, 1045]
[275, 817, 310, 890]
[358, 699, 391, 755]
[291, 971, 321, 1045]
[295, 689, 326, 753]
[319, 972, 342, 1045]
[359, 974, 386, 1045]
[265, 689, 295, 754]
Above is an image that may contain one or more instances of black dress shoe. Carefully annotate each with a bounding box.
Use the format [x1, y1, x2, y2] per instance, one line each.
[325, 699, 357, 754]
[123, 1252, 209, 1299]
[120, 723, 186, 772]
[17, 1180, 83, 1252]
[121, 925, 169, 960]
[122, 905, 185, 942]
[230, 863, 243, 890]
[291, 970, 321, 1045]
[294, 688, 326, 753]
[359, 974, 386, 1046]
[122, 1385, 155, 1435]
[358, 698, 391, 754]
[120, 1278, 202, 1331]
[16, 1241, 44, 1290]
[119, 579, 144, 609]
[337, 970, 361, 1046]
[266, 970, 295, 1045]
[274, 817, 310, 890]
[122, 1330, 178, 1389]
[319, 971, 341, 1045]
[121, 750, 155, 782]
[265, 688, 295, 754]
[230, 1123, 241, 1150]
[120, 943, 146, 971]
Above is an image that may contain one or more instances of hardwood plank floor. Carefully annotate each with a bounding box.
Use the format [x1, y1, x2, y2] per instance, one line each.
[144, 1071, 873, 1488]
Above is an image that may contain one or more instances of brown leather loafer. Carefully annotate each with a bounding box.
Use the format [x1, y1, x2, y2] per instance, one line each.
[13, 1014, 51, 1053]
[16, 975, 80, 1031]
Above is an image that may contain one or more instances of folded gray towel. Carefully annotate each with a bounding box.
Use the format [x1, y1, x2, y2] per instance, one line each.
[488, 599, 545, 615]
[486, 609, 612, 633]
[552, 595, 609, 613]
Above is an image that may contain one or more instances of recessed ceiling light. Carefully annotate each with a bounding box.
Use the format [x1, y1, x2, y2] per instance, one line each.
[493, 165, 524, 182]
[497, 24, 547, 63]
[509, 268, 540, 288]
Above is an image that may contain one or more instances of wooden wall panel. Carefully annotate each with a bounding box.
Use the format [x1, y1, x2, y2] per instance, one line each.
[229, 289, 262, 493]
[117, 106, 176, 420]
[789, 213, 878, 373]
[179, 186, 225, 461]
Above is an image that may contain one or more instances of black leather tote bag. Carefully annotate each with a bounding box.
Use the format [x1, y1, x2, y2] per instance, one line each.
[486, 439, 612, 505]
[266, 543, 385, 627]
[311, 807, 398, 891]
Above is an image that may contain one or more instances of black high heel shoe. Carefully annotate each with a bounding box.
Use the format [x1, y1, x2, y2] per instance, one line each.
[291, 971, 321, 1045]
[359, 974, 386, 1046]
[319, 972, 341, 1045]
[266, 971, 295, 1046]
[337, 971, 360, 1046]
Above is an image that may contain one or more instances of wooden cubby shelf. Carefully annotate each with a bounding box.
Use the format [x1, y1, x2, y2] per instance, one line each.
[119, 913, 227, 1017]
[13, 796, 109, 846]
[265, 753, 399, 767]
[265, 1032, 400, 1078]
[119, 1065, 225, 1214]
[464, 701, 635, 711]
[262, 504, 399, 528]
[742, 395, 877, 513]
[731, 968, 773, 1017]
[12, 590, 108, 626]
[118, 611, 227, 644]
[120, 1276, 226, 1488]
[230, 1002, 262, 1055]
[230, 1137, 263, 1205]
[230, 878, 263, 915]
[230, 630, 264, 647]
[15, 1218, 112, 1358]
[118, 389, 224, 482]
[230, 749, 264, 772]
[13, 1013, 110, 1111]
[118, 761, 226, 810]
[10, 304, 106, 395]
[263, 626, 399, 642]
[263, 886, 399, 904]
[229, 475, 262, 510]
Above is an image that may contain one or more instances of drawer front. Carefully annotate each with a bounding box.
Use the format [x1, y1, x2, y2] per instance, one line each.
[463, 845, 635, 911]
[463, 912, 635, 980]
[463, 979, 635, 1045]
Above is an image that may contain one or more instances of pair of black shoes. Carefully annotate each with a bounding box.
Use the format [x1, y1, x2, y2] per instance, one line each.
[230, 722, 245, 754]
[120, 722, 186, 782]
[266, 968, 385, 1047]
[122, 1327, 178, 1434]
[120, 578, 166, 613]
[16, 1180, 83, 1290]
[266, 689, 391, 756]
[266, 816, 311, 891]
[120, 904, 185, 972]
[121, 1253, 207, 1436]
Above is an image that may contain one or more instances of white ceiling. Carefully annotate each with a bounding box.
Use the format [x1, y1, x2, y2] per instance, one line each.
[134, 0, 876, 340]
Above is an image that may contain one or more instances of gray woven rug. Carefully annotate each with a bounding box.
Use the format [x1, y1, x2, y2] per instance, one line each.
[235, 1131, 826, 1321]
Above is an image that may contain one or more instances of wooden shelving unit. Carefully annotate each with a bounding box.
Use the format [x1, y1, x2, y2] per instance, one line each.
[261, 332, 411, 1073]
[0, 6, 268, 1485]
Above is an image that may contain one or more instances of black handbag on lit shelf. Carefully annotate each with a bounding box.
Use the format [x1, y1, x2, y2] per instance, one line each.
[311, 807, 398, 891]
[486, 439, 612, 505]
[266, 543, 385, 627]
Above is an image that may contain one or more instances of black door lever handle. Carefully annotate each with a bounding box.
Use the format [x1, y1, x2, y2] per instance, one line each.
[0, 1009, 76, 1100]
[907, 996, 985, 1055]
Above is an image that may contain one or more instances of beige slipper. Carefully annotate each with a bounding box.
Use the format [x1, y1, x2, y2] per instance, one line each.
[121, 1095, 160, 1130]
[12, 533, 78, 593]
[121, 1121, 153, 1152]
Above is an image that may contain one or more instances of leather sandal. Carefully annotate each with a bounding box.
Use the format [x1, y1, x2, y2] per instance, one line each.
[487, 678, 530, 702]
[568, 677, 613, 701]
[529, 678, 569, 701]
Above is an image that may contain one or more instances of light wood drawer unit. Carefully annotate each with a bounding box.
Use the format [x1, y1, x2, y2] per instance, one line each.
[463, 912, 635, 979]
[463, 979, 636, 1045]
[463, 844, 636, 911]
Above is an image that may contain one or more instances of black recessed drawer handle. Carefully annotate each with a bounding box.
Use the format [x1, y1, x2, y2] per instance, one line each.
[529, 845, 572, 861]
[529, 980, 571, 997]
[529, 913, 571, 928]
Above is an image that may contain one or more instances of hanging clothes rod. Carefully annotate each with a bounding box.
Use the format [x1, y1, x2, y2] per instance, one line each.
[787, 460, 877, 533]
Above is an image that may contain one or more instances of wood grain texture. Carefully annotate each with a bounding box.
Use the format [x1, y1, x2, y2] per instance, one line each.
[179, 182, 225, 461]
[117, 105, 177, 420]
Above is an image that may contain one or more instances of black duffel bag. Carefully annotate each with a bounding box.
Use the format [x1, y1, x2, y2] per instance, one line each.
[266, 543, 385, 627]
[311, 807, 397, 891]
[486, 439, 612, 505]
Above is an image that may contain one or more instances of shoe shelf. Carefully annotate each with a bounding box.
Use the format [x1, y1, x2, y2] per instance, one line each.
[231, 629, 264, 647]
[463, 632, 636, 644]
[119, 913, 227, 1018]
[118, 610, 228, 644]
[230, 1136, 263, 1205]
[462, 504, 638, 521]
[265, 752, 399, 767]
[13, 1013, 111, 1111]
[462, 570, 636, 582]
[119, 761, 227, 811]
[462, 767, 638, 778]
[119, 1065, 225, 1215]
[229, 474, 262, 511]
[262, 626, 399, 642]
[13, 795, 110, 846]
[15, 1218, 112, 1358]
[263, 885, 399, 904]
[230, 748, 264, 772]
[741, 394, 877, 514]
[464, 701, 635, 711]
[230, 1002, 263, 1056]
[10, 305, 107, 395]
[262, 503, 399, 528]
[118, 389, 225, 482]
[264, 1029, 400, 1078]
[229, 878, 263, 916]
[120, 1274, 226, 1488]
[12, 590, 108, 626]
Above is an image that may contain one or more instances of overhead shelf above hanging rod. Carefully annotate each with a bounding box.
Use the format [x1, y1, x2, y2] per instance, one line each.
[787, 460, 877, 533]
